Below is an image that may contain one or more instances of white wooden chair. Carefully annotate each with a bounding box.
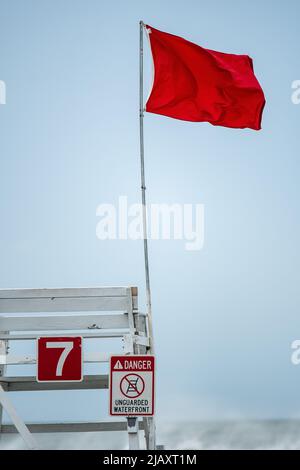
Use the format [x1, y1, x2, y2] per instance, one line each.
[0, 286, 155, 450]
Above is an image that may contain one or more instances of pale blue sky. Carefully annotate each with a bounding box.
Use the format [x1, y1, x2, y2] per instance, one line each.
[0, 0, 300, 431]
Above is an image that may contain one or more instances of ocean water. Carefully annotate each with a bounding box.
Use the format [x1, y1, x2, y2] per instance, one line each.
[0, 420, 300, 450]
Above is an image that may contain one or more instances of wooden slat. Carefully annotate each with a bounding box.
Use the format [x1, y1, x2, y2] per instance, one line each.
[0, 352, 119, 365]
[0, 314, 129, 332]
[0, 375, 108, 392]
[0, 331, 7, 433]
[0, 287, 129, 299]
[1, 420, 144, 433]
[0, 287, 138, 313]
[0, 297, 126, 314]
[0, 331, 128, 340]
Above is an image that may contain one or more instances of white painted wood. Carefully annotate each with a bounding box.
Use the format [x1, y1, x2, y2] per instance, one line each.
[0, 314, 129, 331]
[82, 352, 116, 363]
[127, 417, 140, 450]
[0, 297, 128, 313]
[0, 287, 138, 313]
[0, 384, 37, 449]
[134, 335, 150, 348]
[0, 355, 36, 365]
[126, 287, 136, 334]
[123, 334, 134, 354]
[147, 417, 156, 450]
[0, 287, 135, 299]
[0, 352, 120, 365]
[0, 375, 108, 392]
[0, 332, 7, 434]
[0, 331, 128, 340]
[1, 421, 144, 433]
[0, 340, 6, 364]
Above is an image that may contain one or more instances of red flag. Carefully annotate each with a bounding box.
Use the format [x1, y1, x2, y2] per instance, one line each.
[145, 25, 266, 131]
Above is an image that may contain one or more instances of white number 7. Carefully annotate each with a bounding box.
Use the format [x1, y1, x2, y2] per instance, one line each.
[46, 342, 74, 376]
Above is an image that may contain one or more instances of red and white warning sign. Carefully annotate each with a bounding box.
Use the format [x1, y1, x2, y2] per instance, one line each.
[109, 355, 155, 416]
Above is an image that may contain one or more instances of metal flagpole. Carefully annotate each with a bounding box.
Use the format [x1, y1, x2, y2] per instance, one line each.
[139, 19, 157, 451]
[139, 20, 154, 355]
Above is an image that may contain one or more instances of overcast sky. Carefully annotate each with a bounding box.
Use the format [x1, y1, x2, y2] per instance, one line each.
[0, 0, 300, 435]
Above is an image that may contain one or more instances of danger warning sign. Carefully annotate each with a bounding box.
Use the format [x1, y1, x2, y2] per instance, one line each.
[109, 355, 155, 416]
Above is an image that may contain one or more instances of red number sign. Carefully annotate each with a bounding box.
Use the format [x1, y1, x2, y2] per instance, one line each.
[37, 337, 83, 382]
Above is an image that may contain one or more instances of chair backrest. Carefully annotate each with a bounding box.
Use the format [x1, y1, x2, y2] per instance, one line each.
[0, 286, 138, 313]
[0, 286, 138, 337]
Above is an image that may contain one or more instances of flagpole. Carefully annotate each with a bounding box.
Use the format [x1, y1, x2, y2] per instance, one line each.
[139, 20, 154, 355]
[139, 19, 156, 452]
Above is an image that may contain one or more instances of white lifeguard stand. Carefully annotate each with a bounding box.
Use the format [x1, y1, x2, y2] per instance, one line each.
[0, 286, 156, 450]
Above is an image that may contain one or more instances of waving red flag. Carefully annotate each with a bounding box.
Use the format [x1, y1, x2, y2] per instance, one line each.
[145, 25, 266, 130]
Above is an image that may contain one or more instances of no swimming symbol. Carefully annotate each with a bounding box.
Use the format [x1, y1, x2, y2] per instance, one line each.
[120, 373, 145, 398]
